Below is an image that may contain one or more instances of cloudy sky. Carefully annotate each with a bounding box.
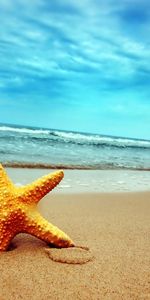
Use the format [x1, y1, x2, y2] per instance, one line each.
[0, 0, 150, 139]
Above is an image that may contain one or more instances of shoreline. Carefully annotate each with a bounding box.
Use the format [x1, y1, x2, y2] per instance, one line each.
[6, 167, 150, 193]
[2, 162, 150, 171]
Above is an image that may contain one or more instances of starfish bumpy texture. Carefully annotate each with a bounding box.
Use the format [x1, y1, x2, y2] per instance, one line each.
[0, 164, 74, 251]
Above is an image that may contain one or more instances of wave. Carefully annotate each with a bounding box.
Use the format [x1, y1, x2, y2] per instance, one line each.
[0, 124, 150, 149]
[52, 130, 150, 149]
[0, 125, 50, 135]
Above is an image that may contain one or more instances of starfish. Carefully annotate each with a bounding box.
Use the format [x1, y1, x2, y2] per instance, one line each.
[0, 164, 74, 251]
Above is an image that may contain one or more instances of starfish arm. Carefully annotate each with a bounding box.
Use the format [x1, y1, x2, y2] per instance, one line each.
[0, 164, 14, 192]
[19, 171, 64, 204]
[24, 211, 74, 248]
[0, 223, 16, 251]
[0, 211, 26, 251]
[0, 233, 14, 251]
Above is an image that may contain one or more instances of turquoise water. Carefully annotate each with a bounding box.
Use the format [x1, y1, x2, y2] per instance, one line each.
[0, 123, 150, 170]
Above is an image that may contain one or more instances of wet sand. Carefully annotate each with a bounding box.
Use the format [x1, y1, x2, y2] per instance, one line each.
[6, 167, 150, 193]
[0, 191, 150, 299]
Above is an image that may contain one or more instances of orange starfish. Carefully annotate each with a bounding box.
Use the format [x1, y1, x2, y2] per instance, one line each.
[0, 164, 74, 251]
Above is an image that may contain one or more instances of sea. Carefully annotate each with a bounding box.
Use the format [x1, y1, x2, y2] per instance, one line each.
[0, 123, 150, 170]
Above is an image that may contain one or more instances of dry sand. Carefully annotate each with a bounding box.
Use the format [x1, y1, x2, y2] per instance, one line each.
[0, 191, 150, 300]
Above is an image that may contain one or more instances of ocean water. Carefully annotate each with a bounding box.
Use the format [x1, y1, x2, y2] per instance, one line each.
[0, 123, 150, 170]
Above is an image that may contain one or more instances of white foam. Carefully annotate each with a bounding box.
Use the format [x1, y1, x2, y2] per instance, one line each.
[59, 184, 71, 188]
[0, 126, 49, 135]
[15, 182, 23, 186]
[7, 169, 150, 193]
[53, 130, 150, 148]
[56, 170, 150, 193]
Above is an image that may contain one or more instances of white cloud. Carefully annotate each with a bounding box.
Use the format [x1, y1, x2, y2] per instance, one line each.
[0, 1, 150, 98]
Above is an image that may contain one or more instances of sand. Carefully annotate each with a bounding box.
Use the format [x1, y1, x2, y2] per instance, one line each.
[0, 191, 150, 299]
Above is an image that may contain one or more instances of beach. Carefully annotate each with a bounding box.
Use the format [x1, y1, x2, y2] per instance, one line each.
[0, 169, 150, 299]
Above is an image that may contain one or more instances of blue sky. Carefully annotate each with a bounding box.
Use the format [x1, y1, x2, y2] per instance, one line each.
[0, 0, 150, 139]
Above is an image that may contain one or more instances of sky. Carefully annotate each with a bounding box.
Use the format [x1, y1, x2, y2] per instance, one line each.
[0, 0, 150, 139]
